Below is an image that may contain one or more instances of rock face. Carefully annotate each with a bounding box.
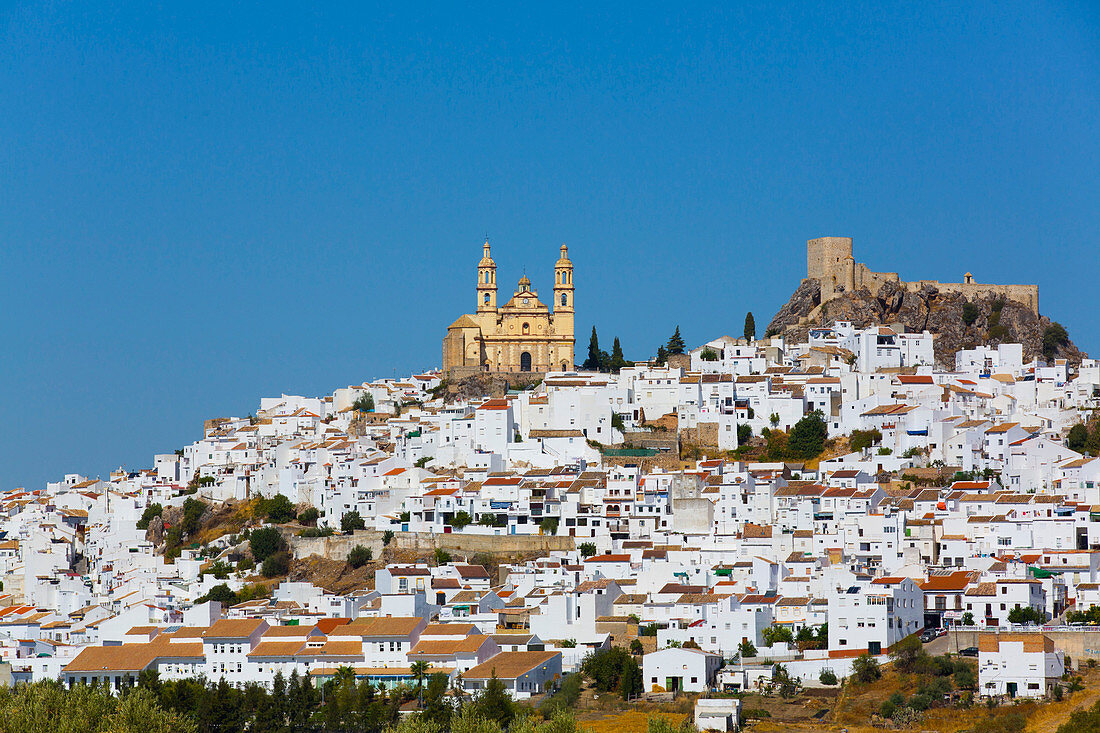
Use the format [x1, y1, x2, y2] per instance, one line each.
[145, 515, 165, 546]
[767, 278, 1085, 367]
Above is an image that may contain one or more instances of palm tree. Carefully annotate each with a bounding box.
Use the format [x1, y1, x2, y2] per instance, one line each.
[410, 660, 431, 706]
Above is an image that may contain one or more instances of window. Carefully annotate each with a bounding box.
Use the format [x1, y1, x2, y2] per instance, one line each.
[561, 293, 567, 306]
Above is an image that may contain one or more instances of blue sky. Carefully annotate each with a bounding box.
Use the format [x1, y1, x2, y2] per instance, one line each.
[2, 2, 1098, 490]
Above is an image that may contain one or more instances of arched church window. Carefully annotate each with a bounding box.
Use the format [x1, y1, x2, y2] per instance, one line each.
[522, 322, 530, 335]
[484, 293, 490, 305]
[560, 292, 567, 307]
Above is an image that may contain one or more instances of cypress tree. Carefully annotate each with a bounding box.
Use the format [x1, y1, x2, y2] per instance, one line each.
[610, 337, 626, 373]
[583, 327, 601, 371]
[744, 312, 756, 342]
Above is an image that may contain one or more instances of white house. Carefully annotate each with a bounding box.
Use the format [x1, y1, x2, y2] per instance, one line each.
[643, 647, 723, 693]
[978, 633, 1064, 698]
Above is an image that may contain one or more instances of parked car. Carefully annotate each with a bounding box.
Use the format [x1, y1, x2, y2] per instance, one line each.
[920, 629, 939, 643]
[958, 646, 979, 657]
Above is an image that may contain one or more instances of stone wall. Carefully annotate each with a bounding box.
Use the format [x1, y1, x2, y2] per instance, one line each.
[680, 422, 719, 448]
[288, 528, 574, 562]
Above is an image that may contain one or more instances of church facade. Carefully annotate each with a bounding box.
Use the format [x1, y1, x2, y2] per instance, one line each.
[442, 241, 575, 377]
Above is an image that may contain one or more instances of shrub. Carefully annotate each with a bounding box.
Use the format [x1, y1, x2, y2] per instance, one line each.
[819, 669, 838, 685]
[737, 424, 752, 444]
[849, 429, 882, 452]
[450, 511, 473, 529]
[630, 639, 644, 655]
[297, 507, 319, 526]
[889, 635, 925, 674]
[579, 542, 597, 558]
[962, 302, 981, 326]
[852, 653, 881, 683]
[347, 545, 372, 568]
[700, 347, 719, 361]
[136, 503, 163, 530]
[352, 392, 375, 412]
[261, 551, 291, 577]
[341, 511, 366, 533]
[382, 530, 395, 546]
[433, 548, 452, 565]
[738, 639, 757, 659]
[540, 517, 559, 535]
[249, 527, 285, 562]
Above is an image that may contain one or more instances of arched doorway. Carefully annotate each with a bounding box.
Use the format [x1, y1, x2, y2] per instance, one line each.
[520, 351, 532, 372]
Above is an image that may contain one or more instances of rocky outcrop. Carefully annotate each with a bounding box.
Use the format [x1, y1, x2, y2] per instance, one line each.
[767, 278, 1085, 367]
[145, 515, 165, 546]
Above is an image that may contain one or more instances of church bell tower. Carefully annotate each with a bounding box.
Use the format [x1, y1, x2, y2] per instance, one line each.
[553, 244, 574, 333]
[477, 239, 497, 312]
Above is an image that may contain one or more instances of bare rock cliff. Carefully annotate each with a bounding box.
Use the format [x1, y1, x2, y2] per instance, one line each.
[767, 278, 1085, 367]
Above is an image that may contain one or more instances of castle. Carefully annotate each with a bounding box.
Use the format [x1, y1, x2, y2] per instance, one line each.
[807, 236, 1039, 315]
[442, 241, 575, 377]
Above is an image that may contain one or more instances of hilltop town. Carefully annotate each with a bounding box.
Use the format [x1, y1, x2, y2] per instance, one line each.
[3, 239, 1100, 732]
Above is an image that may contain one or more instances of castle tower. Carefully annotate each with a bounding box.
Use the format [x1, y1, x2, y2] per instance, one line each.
[553, 244, 574, 334]
[476, 239, 497, 312]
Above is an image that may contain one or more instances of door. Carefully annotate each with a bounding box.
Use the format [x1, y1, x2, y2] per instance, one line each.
[520, 351, 532, 372]
[1007, 682, 1017, 698]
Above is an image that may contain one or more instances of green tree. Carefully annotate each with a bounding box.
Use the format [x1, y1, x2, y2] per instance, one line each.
[699, 347, 718, 361]
[181, 498, 207, 536]
[297, 507, 319, 526]
[539, 517, 559, 535]
[962, 611, 975, 626]
[762, 626, 794, 646]
[341, 511, 366, 533]
[263, 494, 296, 524]
[666, 326, 685, 355]
[788, 411, 828, 459]
[382, 530, 395, 546]
[744, 312, 756, 342]
[579, 542, 597, 557]
[473, 672, 514, 730]
[610, 337, 627, 374]
[353, 392, 375, 412]
[1068, 423, 1090, 453]
[261, 551, 290, 577]
[630, 639, 644, 655]
[738, 639, 757, 659]
[737, 424, 752, 444]
[655, 345, 669, 366]
[196, 583, 237, 606]
[583, 327, 601, 371]
[137, 503, 163, 530]
[249, 527, 285, 562]
[1043, 322, 1070, 361]
[433, 548, 452, 565]
[1007, 606, 1044, 625]
[410, 660, 431, 705]
[618, 655, 643, 700]
[347, 545, 373, 569]
[450, 511, 473, 529]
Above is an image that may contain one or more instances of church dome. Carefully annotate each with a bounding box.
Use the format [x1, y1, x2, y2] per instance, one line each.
[518, 274, 532, 291]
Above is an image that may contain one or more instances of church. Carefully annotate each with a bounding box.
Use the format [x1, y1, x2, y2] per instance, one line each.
[442, 241, 575, 377]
